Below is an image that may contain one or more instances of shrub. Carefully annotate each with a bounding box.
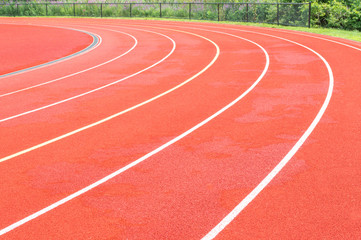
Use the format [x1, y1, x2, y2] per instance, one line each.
[348, 6, 361, 30]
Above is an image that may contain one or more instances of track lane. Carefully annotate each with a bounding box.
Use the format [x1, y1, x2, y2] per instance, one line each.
[202, 31, 334, 240]
[54, 25, 328, 240]
[0, 19, 324, 240]
[0, 27, 137, 99]
[206, 26, 361, 239]
[0, 18, 360, 239]
[0, 20, 268, 236]
[0, 26, 174, 122]
[0, 26, 213, 159]
[151, 21, 360, 239]
[0, 26, 132, 94]
[3, 28, 328, 239]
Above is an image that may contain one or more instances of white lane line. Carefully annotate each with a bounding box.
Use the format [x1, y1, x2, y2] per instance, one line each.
[201, 33, 334, 239]
[0, 27, 137, 98]
[0, 23, 102, 79]
[0, 27, 268, 236]
[137, 20, 361, 49]
[129, 22, 338, 238]
[157, 22, 354, 239]
[0, 27, 220, 163]
[0, 27, 176, 123]
[165, 21, 361, 52]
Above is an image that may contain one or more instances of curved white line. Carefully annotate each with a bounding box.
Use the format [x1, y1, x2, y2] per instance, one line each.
[135, 21, 361, 52]
[125, 22, 338, 239]
[201, 32, 334, 239]
[0, 26, 269, 236]
[0, 27, 221, 162]
[0, 27, 137, 98]
[0, 27, 176, 123]
[0, 23, 102, 79]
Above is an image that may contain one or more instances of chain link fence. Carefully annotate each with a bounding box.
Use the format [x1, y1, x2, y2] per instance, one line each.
[0, 2, 311, 27]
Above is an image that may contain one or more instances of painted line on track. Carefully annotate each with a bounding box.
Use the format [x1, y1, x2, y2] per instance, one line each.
[0, 27, 138, 98]
[0, 26, 221, 163]
[0, 24, 101, 79]
[200, 29, 335, 239]
[0, 26, 270, 236]
[129, 22, 339, 239]
[0, 27, 176, 123]
[140, 21, 361, 52]
[150, 22, 361, 239]
[0, 25, 223, 235]
[1, 20, 358, 238]
[123, 22, 339, 239]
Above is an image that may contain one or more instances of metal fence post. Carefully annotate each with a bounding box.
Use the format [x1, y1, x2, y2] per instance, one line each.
[277, 3, 279, 25]
[308, 2, 311, 28]
[1, 1, 310, 28]
[160, 3, 162, 18]
[246, 3, 249, 22]
[130, 3, 132, 17]
[189, 3, 191, 20]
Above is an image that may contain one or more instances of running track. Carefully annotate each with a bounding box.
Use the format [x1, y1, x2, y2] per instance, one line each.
[0, 17, 360, 239]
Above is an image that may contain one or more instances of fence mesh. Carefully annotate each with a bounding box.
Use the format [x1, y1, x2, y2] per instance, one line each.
[161, 3, 189, 19]
[102, 3, 130, 17]
[0, 2, 310, 27]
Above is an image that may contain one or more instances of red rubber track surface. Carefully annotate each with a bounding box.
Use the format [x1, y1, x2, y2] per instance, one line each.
[0, 24, 93, 75]
[0, 18, 360, 239]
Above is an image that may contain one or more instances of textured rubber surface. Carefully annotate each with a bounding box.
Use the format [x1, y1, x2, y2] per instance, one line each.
[0, 17, 360, 239]
[0, 24, 98, 77]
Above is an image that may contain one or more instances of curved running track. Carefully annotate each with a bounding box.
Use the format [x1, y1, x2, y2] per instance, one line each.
[0, 18, 360, 239]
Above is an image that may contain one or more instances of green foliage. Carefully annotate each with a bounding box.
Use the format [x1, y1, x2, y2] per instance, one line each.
[349, 6, 361, 30]
[102, 4, 130, 17]
[0, 1, 310, 26]
[161, 4, 189, 19]
[0, 0, 360, 32]
[311, 0, 361, 30]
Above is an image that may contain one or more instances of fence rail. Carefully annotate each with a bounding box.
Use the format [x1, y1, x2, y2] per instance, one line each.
[0, 2, 311, 28]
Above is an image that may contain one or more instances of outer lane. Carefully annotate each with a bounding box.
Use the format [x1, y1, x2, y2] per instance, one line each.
[206, 25, 361, 239]
[152, 21, 361, 239]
